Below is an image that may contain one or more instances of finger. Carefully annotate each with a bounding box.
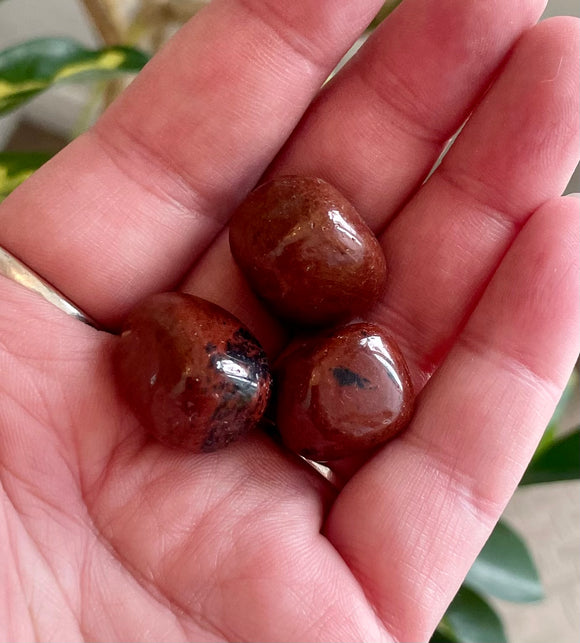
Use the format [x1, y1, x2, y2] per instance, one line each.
[268, 0, 547, 229]
[181, 15, 579, 357]
[328, 15, 579, 483]
[325, 195, 580, 642]
[0, 0, 383, 325]
[372, 16, 580, 386]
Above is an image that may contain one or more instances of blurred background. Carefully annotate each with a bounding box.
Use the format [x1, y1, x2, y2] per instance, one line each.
[1, 2, 578, 642]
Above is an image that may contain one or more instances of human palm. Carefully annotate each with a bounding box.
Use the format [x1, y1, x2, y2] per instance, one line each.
[1, 0, 578, 641]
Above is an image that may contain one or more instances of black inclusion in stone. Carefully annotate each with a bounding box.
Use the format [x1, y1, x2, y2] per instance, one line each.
[332, 366, 371, 389]
[225, 328, 270, 381]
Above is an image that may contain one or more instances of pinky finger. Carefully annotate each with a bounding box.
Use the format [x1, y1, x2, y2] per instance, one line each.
[325, 195, 580, 642]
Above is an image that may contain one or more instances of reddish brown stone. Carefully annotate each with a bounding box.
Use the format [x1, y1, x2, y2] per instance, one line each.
[274, 322, 414, 461]
[113, 292, 271, 452]
[229, 176, 387, 326]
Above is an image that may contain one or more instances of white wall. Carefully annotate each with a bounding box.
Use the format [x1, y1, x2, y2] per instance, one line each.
[0, 0, 97, 48]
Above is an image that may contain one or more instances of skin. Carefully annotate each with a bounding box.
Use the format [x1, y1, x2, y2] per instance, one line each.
[0, 0, 578, 640]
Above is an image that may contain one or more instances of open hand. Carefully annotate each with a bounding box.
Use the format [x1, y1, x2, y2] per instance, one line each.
[0, 0, 578, 640]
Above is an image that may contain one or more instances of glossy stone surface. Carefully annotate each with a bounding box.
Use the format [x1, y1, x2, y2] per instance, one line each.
[113, 292, 271, 452]
[274, 322, 414, 461]
[229, 176, 387, 326]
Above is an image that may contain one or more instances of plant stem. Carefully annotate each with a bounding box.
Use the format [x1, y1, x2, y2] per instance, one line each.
[79, 0, 127, 108]
[78, 0, 124, 45]
[103, 78, 125, 108]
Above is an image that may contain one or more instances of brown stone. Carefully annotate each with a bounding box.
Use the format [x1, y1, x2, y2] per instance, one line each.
[274, 322, 414, 461]
[229, 176, 387, 326]
[113, 292, 271, 452]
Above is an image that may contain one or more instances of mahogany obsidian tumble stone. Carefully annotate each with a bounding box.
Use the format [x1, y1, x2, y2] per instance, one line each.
[113, 292, 271, 452]
[229, 176, 387, 326]
[274, 322, 414, 461]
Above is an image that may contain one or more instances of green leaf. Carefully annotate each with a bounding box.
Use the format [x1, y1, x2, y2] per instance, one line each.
[546, 369, 578, 429]
[431, 630, 457, 643]
[531, 371, 577, 461]
[431, 619, 459, 642]
[520, 428, 580, 485]
[0, 151, 52, 202]
[443, 586, 507, 643]
[464, 519, 543, 602]
[0, 38, 149, 115]
[533, 423, 557, 461]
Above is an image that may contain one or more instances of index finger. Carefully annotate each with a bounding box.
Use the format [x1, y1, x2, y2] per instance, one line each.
[0, 0, 383, 325]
